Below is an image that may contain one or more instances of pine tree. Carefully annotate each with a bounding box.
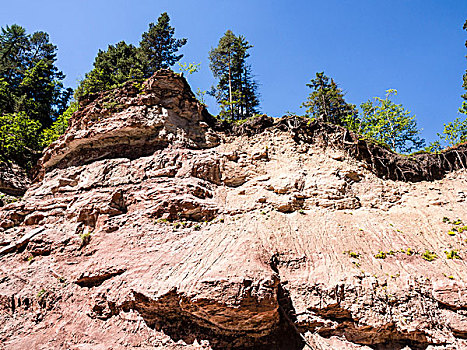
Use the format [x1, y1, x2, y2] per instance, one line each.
[0, 24, 71, 127]
[75, 41, 143, 100]
[301, 72, 357, 126]
[76, 13, 187, 101]
[209, 30, 259, 121]
[139, 12, 187, 76]
[460, 19, 467, 114]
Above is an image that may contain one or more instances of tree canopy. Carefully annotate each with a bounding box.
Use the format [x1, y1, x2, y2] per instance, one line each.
[75, 12, 186, 101]
[209, 30, 259, 121]
[0, 24, 72, 128]
[301, 72, 357, 126]
[460, 20, 467, 116]
[359, 89, 425, 153]
[139, 12, 187, 76]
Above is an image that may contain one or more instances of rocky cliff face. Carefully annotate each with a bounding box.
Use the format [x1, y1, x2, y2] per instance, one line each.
[1, 70, 467, 350]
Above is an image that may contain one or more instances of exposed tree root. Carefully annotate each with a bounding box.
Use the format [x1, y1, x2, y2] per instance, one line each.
[220, 115, 467, 182]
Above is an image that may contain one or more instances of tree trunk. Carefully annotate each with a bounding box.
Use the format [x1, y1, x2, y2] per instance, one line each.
[228, 50, 233, 120]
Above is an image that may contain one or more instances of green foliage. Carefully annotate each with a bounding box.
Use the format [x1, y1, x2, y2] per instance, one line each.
[461, 20, 467, 111]
[430, 20, 467, 152]
[359, 89, 425, 153]
[139, 12, 187, 77]
[405, 248, 414, 256]
[427, 116, 467, 151]
[344, 251, 360, 259]
[41, 102, 78, 147]
[195, 87, 207, 105]
[79, 231, 92, 247]
[177, 62, 208, 105]
[422, 250, 437, 262]
[75, 42, 144, 101]
[301, 72, 357, 127]
[374, 250, 387, 259]
[37, 288, 47, 299]
[209, 30, 259, 121]
[76, 13, 186, 101]
[445, 250, 461, 260]
[0, 24, 71, 128]
[178, 62, 200, 75]
[0, 112, 42, 168]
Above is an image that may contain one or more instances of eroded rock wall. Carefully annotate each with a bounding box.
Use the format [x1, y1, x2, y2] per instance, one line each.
[1, 71, 467, 350]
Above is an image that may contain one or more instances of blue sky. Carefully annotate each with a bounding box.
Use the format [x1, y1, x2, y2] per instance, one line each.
[1, 0, 466, 142]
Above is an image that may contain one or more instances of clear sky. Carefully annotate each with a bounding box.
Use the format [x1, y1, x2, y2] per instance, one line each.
[1, 0, 466, 142]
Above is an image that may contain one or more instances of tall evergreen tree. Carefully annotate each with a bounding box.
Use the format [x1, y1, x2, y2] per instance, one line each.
[0, 24, 71, 127]
[209, 30, 259, 121]
[301, 72, 357, 126]
[75, 41, 144, 100]
[76, 13, 187, 101]
[460, 19, 467, 114]
[139, 12, 187, 76]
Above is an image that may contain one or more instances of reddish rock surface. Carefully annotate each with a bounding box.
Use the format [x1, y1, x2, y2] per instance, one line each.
[1, 70, 467, 349]
[0, 162, 29, 198]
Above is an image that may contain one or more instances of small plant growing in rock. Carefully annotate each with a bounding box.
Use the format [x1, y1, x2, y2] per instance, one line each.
[405, 248, 415, 256]
[457, 226, 467, 233]
[79, 232, 92, 246]
[448, 230, 457, 236]
[374, 251, 387, 259]
[422, 250, 437, 262]
[452, 219, 463, 225]
[194, 224, 201, 231]
[445, 250, 461, 260]
[37, 288, 47, 299]
[344, 251, 360, 259]
[443, 217, 451, 223]
[298, 209, 306, 215]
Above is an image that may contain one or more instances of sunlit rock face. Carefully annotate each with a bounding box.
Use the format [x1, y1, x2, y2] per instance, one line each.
[1, 70, 467, 349]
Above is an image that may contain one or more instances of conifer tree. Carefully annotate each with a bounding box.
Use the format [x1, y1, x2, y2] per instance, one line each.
[139, 12, 187, 76]
[75, 41, 143, 100]
[76, 13, 187, 101]
[301, 72, 356, 126]
[0, 24, 71, 127]
[460, 19, 467, 114]
[209, 30, 259, 121]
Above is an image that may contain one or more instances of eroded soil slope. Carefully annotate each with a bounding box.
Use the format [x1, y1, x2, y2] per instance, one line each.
[1, 71, 467, 350]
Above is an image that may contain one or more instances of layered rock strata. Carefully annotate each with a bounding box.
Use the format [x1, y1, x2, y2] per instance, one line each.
[1, 70, 467, 349]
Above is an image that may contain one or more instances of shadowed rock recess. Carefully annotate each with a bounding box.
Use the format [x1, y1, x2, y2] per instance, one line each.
[1, 70, 467, 349]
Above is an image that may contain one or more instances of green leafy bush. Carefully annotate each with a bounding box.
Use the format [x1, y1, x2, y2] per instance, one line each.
[359, 89, 425, 153]
[41, 102, 78, 147]
[0, 112, 42, 168]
